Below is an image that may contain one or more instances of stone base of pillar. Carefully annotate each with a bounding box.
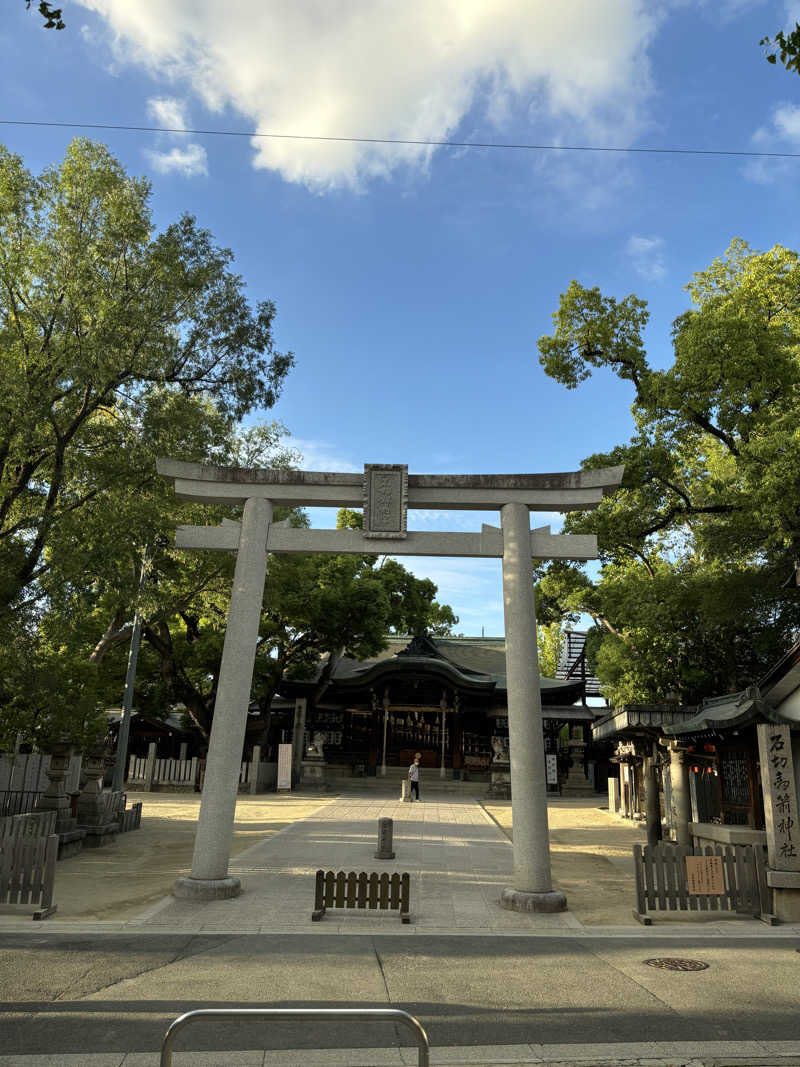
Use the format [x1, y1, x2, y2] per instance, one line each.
[487, 760, 511, 798]
[561, 766, 595, 796]
[500, 887, 567, 913]
[300, 758, 327, 789]
[80, 823, 119, 848]
[173, 875, 241, 900]
[57, 829, 85, 859]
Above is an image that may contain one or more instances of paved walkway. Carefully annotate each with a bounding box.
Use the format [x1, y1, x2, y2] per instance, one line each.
[133, 794, 579, 934]
[2, 1039, 800, 1065]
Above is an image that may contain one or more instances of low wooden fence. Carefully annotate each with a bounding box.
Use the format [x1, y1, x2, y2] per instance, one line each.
[0, 833, 58, 919]
[0, 790, 43, 818]
[312, 870, 411, 923]
[119, 802, 142, 832]
[0, 810, 57, 841]
[633, 843, 773, 924]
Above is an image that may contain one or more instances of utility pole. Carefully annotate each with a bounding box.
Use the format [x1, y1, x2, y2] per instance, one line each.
[111, 544, 155, 793]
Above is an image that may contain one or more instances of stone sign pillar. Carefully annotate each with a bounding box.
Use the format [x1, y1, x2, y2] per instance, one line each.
[499, 502, 566, 913]
[291, 697, 307, 783]
[757, 723, 800, 920]
[174, 495, 272, 900]
[668, 744, 691, 846]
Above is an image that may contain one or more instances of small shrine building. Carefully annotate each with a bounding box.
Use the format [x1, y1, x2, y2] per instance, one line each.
[279, 633, 602, 783]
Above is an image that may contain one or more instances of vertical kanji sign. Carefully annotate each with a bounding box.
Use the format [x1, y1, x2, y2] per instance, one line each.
[757, 723, 800, 872]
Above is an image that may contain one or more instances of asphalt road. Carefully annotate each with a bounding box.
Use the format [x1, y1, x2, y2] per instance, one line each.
[3, 931, 800, 1056]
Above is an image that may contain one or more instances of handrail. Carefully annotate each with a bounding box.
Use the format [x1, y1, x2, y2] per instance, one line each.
[160, 1007, 430, 1066]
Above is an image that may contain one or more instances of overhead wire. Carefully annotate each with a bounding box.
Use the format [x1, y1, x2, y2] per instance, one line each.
[1, 118, 799, 159]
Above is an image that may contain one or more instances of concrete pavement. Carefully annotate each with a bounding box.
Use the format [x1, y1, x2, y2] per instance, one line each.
[3, 790, 800, 1065]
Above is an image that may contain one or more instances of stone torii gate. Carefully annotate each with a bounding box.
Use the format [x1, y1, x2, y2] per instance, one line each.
[157, 459, 623, 912]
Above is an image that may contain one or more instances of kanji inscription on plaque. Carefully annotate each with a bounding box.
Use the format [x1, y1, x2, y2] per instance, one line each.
[757, 723, 800, 872]
[685, 855, 725, 895]
[363, 464, 408, 539]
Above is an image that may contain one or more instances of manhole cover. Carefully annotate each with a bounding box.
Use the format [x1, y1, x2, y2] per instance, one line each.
[644, 957, 709, 972]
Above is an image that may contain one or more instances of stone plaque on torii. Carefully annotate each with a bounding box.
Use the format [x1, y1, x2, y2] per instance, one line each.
[157, 458, 623, 913]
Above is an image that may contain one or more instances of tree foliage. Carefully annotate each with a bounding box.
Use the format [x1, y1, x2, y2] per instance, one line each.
[536, 240, 800, 706]
[0, 138, 293, 623]
[25, 1, 64, 30]
[761, 22, 800, 75]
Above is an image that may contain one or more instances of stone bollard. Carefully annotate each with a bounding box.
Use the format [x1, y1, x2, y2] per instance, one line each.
[400, 779, 411, 803]
[374, 817, 396, 859]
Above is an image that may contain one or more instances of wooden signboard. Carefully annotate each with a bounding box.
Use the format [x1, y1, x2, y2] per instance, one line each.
[685, 855, 725, 895]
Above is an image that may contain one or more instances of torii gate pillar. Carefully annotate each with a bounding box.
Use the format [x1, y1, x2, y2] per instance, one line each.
[500, 502, 564, 911]
[174, 496, 272, 898]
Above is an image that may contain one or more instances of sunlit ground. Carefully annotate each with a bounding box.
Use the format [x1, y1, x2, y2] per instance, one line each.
[23, 792, 332, 921]
[483, 798, 647, 925]
[10, 792, 648, 924]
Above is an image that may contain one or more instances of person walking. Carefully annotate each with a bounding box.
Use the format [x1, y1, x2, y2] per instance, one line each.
[408, 755, 421, 801]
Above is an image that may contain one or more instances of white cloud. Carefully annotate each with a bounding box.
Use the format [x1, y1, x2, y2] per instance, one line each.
[290, 438, 358, 474]
[144, 143, 208, 178]
[76, 0, 662, 192]
[745, 102, 800, 184]
[773, 103, 800, 142]
[142, 95, 208, 177]
[625, 234, 666, 281]
[147, 95, 190, 131]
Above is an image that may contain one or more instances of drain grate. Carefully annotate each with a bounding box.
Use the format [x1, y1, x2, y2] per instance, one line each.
[644, 957, 709, 972]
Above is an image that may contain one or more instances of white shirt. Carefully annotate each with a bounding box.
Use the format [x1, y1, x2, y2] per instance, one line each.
[408, 763, 419, 781]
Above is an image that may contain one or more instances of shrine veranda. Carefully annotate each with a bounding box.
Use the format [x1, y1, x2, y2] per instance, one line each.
[156, 459, 624, 912]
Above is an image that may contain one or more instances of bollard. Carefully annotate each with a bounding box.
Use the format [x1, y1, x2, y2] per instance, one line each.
[375, 817, 395, 859]
[401, 779, 411, 803]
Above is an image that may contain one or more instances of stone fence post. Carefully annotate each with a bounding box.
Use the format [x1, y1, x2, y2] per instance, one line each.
[250, 745, 261, 795]
[144, 743, 157, 792]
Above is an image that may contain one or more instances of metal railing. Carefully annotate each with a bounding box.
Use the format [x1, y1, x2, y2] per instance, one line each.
[160, 1007, 430, 1066]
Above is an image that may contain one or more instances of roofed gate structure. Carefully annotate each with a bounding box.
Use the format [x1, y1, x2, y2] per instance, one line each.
[157, 459, 623, 914]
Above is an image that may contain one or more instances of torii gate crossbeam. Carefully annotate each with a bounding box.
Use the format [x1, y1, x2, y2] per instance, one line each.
[156, 459, 623, 914]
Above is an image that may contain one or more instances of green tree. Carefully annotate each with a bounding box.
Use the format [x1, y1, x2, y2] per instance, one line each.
[761, 22, 800, 75]
[25, 1, 64, 30]
[536, 240, 800, 705]
[537, 621, 564, 679]
[0, 139, 293, 623]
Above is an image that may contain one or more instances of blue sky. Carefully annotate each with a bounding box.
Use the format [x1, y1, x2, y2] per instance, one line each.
[3, 0, 800, 636]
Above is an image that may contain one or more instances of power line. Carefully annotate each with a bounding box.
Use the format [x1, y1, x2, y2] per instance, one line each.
[1, 118, 800, 160]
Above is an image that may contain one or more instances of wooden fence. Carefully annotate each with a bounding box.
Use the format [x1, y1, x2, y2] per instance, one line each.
[633, 843, 773, 924]
[0, 833, 58, 919]
[0, 810, 57, 841]
[0, 753, 82, 794]
[127, 755, 250, 790]
[312, 870, 410, 923]
[119, 802, 142, 832]
[128, 756, 196, 787]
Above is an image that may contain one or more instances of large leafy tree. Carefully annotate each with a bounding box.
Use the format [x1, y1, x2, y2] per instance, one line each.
[0, 139, 293, 748]
[535, 240, 800, 706]
[0, 138, 293, 622]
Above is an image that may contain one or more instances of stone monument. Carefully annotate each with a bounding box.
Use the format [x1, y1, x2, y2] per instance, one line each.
[300, 731, 327, 789]
[561, 726, 595, 796]
[487, 735, 511, 798]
